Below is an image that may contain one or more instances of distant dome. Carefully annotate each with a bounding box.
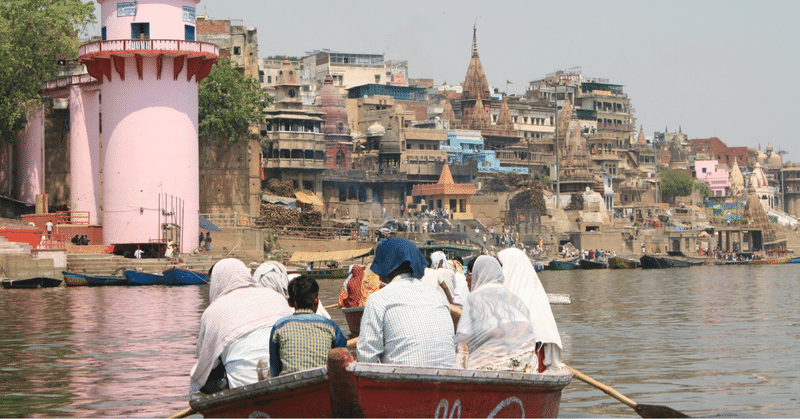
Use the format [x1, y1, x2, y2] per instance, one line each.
[769, 152, 782, 166]
[367, 122, 385, 137]
[319, 74, 349, 135]
[757, 150, 768, 165]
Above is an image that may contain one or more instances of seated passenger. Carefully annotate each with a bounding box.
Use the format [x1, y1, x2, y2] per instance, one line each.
[420, 251, 456, 304]
[497, 248, 563, 372]
[253, 261, 331, 319]
[269, 276, 347, 377]
[450, 256, 470, 307]
[357, 238, 455, 367]
[338, 264, 382, 308]
[190, 258, 292, 394]
[455, 256, 538, 371]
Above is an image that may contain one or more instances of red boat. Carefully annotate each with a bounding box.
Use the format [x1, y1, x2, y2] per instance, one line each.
[188, 348, 572, 418]
[750, 256, 791, 265]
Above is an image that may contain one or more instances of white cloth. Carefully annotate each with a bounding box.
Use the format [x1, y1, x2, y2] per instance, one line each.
[254, 262, 330, 318]
[497, 248, 562, 370]
[221, 327, 273, 388]
[455, 256, 537, 369]
[452, 271, 470, 307]
[430, 251, 447, 269]
[190, 259, 292, 393]
[357, 273, 455, 366]
[420, 267, 455, 299]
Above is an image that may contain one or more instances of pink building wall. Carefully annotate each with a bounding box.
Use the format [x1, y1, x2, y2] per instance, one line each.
[69, 85, 101, 224]
[695, 160, 731, 197]
[83, 0, 214, 248]
[15, 107, 44, 205]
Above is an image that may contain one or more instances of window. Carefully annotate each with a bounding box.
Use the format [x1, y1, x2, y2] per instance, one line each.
[101, 27, 107, 41]
[131, 23, 149, 39]
[375, 75, 381, 83]
[233, 46, 241, 55]
[267, 75, 272, 83]
[184, 25, 195, 41]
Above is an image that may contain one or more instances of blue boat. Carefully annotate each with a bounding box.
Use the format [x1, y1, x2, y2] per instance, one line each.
[547, 258, 579, 271]
[162, 267, 209, 285]
[789, 256, 800, 264]
[124, 269, 168, 285]
[84, 274, 127, 286]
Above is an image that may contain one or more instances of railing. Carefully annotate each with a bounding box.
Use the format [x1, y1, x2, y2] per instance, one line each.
[40, 74, 98, 91]
[79, 39, 219, 57]
[201, 213, 255, 228]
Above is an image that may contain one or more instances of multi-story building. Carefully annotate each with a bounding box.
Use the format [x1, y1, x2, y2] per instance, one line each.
[262, 61, 325, 195]
[301, 50, 408, 95]
[196, 16, 258, 78]
[694, 160, 731, 197]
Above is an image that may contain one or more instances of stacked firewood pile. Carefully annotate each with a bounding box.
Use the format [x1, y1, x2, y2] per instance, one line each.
[265, 179, 294, 197]
[258, 205, 323, 229]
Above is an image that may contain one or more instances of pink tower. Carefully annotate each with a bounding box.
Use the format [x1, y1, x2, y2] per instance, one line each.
[79, 0, 218, 249]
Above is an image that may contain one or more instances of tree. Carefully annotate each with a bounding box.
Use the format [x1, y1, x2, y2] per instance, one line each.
[694, 181, 712, 200]
[0, 0, 95, 144]
[199, 59, 272, 145]
[658, 166, 694, 198]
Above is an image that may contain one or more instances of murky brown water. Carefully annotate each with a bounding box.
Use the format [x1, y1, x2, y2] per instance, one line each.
[1, 264, 798, 417]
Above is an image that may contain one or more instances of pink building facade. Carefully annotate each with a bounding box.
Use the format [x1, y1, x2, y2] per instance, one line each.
[695, 160, 731, 197]
[74, 0, 218, 248]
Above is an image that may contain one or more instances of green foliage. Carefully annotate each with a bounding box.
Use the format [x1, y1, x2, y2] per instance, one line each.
[658, 166, 694, 198]
[0, 0, 95, 144]
[199, 59, 272, 145]
[264, 55, 300, 61]
[532, 172, 553, 188]
[694, 181, 712, 199]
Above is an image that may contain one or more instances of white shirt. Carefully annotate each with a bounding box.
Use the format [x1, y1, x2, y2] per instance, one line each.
[357, 274, 455, 367]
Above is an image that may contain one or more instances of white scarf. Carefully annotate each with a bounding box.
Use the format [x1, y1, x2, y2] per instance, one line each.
[497, 248, 563, 369]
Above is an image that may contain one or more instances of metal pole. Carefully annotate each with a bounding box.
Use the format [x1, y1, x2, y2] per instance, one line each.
[554, 84, 560, 209]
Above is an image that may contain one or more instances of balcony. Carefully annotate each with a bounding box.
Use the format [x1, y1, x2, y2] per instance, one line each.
[263, 159, 325, 170]
[596, 122, 633, 132]
[79, 39, 219, 59]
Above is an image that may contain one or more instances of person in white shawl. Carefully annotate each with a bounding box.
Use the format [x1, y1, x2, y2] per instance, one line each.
[190, 259, 292, 394]
[421, 251, 456, 304]
[252, 261, 331, 319]
[454, 255, 538, 371]
[497, 248, 563, 372]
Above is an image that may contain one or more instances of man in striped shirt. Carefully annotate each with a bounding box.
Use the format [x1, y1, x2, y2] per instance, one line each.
[269, 276, 347, 377]
[357, 238, 456, 367]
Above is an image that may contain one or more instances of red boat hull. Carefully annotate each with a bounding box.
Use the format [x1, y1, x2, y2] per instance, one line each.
[190, 349, 571, 418]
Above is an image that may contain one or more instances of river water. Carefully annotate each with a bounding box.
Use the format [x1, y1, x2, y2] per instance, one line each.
[0, 264, 798, 417]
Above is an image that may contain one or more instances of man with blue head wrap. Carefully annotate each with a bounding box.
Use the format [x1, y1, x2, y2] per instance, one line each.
[357, 238, 456, 367]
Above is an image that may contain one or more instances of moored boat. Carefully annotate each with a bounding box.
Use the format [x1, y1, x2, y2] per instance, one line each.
[789, 255, 800, 264]
[714, 260, 751, 266]
[750, 257, 791, 265]
[608, 256, 640, 269]
[62, 271, 89, 287]
[287, 267, 350, 279]
[640, 255, 670, 269]
[2, 277, 43, 289]
[547, 258, 578, 271]
[188, 347, 572, 418]
[162, 267, 209, 285]
[84, 274, 127, 286]
[124, 269, 167, 285]
[40, 277, 63, 287]
[577, 259, 608, 269]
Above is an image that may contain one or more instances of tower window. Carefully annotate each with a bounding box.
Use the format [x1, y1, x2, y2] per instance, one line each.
[184, 25, 195, 41]
[234, 46, 241, 55]
[131, 22, 149, 40]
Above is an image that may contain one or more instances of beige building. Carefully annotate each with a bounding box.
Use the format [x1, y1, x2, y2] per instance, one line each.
[196, 17, 258, 79]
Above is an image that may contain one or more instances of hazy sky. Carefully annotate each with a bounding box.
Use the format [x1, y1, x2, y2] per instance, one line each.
[86, 0, 800, 161]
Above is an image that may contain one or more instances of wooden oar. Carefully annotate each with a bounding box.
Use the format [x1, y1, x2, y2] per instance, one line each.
[566, 365, 689, 418]
[169, 406, 195, 418]
[324, 303, 338, 309]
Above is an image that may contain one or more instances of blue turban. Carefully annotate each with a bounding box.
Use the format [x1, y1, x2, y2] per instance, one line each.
[370, 238, 427, 279]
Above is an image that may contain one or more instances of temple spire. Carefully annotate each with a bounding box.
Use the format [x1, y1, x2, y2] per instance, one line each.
[472, 23, 479, 57]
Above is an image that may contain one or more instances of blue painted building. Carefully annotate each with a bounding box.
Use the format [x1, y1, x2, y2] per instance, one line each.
[442, 130, 528, 174]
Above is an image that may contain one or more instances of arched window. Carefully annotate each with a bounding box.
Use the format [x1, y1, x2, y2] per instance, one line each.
[336, 150, 345, 167]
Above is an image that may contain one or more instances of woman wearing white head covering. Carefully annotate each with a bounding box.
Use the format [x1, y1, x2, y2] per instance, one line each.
[497, 248, 563, 372]
[454, 256, 538, 371]
[190, 258, 292, 394]
[253, 261, 331, 319]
